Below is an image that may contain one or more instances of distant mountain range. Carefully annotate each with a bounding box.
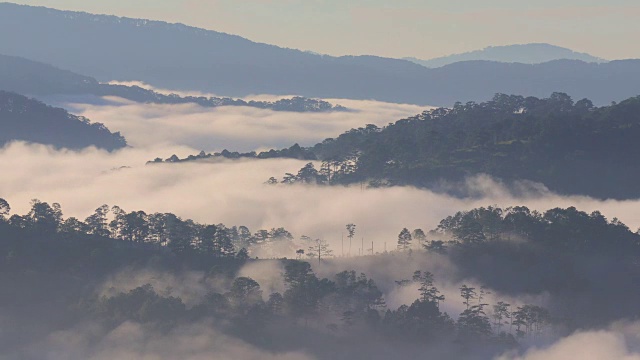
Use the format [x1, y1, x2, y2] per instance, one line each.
[0, 54, 347, 112]
[404, 43, 607, 68]
[0, 3, 638, 107]
[0, 91, 127, 150]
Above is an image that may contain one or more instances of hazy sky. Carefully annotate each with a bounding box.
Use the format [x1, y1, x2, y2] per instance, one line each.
[8, 1, 640, 60]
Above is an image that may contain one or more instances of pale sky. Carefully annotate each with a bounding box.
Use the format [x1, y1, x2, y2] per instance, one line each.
[8, 0, 640, 60]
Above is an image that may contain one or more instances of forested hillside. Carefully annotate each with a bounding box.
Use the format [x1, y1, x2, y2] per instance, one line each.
[271, 93, 640, 199]
[1, 198, 639, 358]
[0, 91, 127, 150]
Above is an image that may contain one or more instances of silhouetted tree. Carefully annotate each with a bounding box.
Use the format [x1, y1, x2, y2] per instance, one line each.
[397, 228, 412, 251]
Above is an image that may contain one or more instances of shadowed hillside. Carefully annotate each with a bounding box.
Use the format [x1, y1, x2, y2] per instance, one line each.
[0, 91, 127, 150]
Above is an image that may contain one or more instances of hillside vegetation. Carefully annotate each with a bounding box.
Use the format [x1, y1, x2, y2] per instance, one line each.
[0, 91, 127, 150]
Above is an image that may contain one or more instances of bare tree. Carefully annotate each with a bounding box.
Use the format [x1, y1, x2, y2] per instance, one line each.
[307, 238, 334, 263]
[346, 224, 356, 257]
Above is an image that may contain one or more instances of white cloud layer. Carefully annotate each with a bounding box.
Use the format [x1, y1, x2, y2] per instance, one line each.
[46, 94, 426, 152]
[2, 141, 640, 256]
[23, 321, 315, 360]
[496, 322, 640, 360]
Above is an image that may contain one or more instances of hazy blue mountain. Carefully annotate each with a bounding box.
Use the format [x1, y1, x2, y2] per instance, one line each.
[404, 43, 607, 68]
[0, 3, 638, 106]
[0, 54, 347, 112]
[0, 53, 98, 95]
[0, 91, 127, 150]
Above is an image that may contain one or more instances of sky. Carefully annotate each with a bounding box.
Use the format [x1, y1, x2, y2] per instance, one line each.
[8, 0, 640, 60]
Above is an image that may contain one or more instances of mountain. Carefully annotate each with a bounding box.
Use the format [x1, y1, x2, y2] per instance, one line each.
[0, 3, 638, 107]
[0, 54, 347, 112]
[265, 93, 640, 200]
[404, 43, 607, 68]
[0, 91, 127, 150]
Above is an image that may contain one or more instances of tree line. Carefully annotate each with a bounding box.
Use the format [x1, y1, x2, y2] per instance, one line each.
[268, 93, 640, 199]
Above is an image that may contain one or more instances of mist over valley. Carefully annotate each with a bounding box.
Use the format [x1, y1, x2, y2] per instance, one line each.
[2, 2, 640, 359]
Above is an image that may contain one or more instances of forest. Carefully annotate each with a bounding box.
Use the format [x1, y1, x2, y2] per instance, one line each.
[1, 198, 638, 359]
[0, 91, 127, 150]
[258, 93, 640, 199]
[2, 3, 640, 358]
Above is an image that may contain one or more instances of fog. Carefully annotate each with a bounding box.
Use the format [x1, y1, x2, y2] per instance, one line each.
[21, 321, 315, 360]
[4, 95, 640, 359]
[43, 94, 426, 151]
[496, 322, 640, 360]
[2, 141, 640, 254]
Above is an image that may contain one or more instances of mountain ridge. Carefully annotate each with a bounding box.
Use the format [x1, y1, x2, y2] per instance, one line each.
[0, 3, 638, 107]
[0, 53, 348, 112]
[404, 43, 607, 68]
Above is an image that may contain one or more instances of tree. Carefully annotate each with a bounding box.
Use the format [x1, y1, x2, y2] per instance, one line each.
[214, 226, 236, 257]
[459, 285, 477, 310]
[346, 224, 356, 256]
[165, 214, 194, 253]
[283, 261, 331, 322]
[307, 238, 333, 264]
[236, 248, 250, 260]
[492, 301, 511, 332]
[512, 304, 550, 338]
[397, 228, 412, 251]
[85, 204, 110, 237]
[281, 173, 297, 184]
[229, 276, 262, 306]
[267, 292, 284, 315]
[457, 304, 492, 342]
[27, 199, 62, 234]
[412, 271, 445, 307]
[237, 225, 252, 241]
[110, 207, 149, 243]
[0, 198, 10, 221]
[60, 217, 87, 234]
[412, 229, 427, 247]
[478, 286, 491, 305]
[424, 240, 447, 254]
[199, 225, 218, 254]
[296, 163, 326, 184]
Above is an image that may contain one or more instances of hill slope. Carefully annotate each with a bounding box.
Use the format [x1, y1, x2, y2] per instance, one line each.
[0, 3, 639, 106]
[269, 93, 640, 199]
[405, 43, 607, 68]
[0, 54, 347, 112]
[0, 91, 127, 150]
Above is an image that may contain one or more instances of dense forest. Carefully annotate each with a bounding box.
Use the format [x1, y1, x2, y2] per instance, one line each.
[1, 198, 639, 358]
[260, 93, 640, 199]
[147, 143, 317, 164]
[0, 91, 127, 150]
[0, 53, 348, 113]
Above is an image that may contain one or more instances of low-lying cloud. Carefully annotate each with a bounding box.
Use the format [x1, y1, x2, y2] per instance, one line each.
[43, 95, 425, 152]
[21, 321, 315, 360]
[2, 141, 640, 256]
[496, 322, 640, 360]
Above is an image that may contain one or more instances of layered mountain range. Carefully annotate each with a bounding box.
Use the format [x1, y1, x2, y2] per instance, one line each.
[0, 3, 638, 107]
